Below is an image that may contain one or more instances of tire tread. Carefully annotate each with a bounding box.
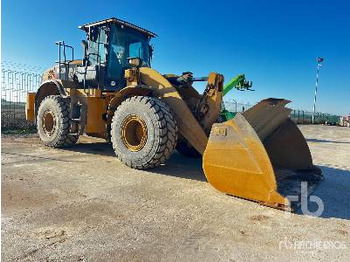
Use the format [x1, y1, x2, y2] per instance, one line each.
[111, 96, 178, 169]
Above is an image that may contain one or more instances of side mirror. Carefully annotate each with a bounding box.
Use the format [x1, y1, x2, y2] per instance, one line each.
[81, 40, 88, 66]
[127, 57, 142, 67]
[149, 44, 153, 60]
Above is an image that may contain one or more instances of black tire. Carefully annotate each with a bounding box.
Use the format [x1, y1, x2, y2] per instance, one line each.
[176, 138, 201, 158]
[111, 96, 178, 169]
[37, 95, 78, 147]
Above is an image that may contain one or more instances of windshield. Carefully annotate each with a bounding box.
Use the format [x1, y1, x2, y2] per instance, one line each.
[107, 24, 150, 83]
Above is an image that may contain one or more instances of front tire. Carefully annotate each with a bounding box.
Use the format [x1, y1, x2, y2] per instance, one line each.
[37, 95, 78, 147]
[111, 96, 178, 169]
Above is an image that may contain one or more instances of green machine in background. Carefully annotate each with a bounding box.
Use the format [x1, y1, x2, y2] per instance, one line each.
[220, 74, 253, 121]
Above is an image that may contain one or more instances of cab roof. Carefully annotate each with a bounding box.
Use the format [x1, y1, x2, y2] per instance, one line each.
[78, 17, 157, 38]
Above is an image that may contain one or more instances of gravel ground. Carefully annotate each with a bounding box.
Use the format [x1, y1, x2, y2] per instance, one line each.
[1, 125, 350, 261]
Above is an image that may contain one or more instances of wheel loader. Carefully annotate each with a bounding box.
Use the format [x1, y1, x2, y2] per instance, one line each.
[25, 17, 322, 211]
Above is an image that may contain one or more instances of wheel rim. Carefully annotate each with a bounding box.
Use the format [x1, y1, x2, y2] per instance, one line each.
[42, 110, 56, 136]
[121, 115, 148, 152]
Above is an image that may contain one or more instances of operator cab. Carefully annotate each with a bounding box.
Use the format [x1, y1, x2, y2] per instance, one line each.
[75, 17, 157, 90]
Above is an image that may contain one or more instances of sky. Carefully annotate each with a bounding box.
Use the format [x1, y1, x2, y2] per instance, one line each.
[2, 0, 349, 115]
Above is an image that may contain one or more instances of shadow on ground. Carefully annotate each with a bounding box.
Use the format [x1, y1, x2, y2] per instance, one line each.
[294, 166, 350, 220]
[63, 141, 116, 157]
[63, 142, 349, 220]
[151, 153, 206, 182]
[63, 141, 207, 182]
[306, 138, 350, 144]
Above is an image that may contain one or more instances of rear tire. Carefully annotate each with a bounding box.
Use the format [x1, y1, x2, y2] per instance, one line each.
[37, 95, 78, 147]
[111, 96, 178, 169]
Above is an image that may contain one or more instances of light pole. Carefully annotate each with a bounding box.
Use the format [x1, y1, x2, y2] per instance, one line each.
[312, 57, 324, 124]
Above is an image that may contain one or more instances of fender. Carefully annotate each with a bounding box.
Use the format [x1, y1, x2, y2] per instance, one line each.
[34, 80, 68, 118]
[107, 85, 152, 114]
[139, 67, 208, 154]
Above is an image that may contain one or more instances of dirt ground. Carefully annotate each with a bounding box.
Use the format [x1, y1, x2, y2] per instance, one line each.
[1, 125, 350, 261]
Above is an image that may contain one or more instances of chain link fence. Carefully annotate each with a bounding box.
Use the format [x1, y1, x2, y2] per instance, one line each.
[1, 61, 341, 131]
[1, 61, 43, 131]
[290, 109, 340, 125]
[224, 100, 253, 113]
[223, 100, 340, 125]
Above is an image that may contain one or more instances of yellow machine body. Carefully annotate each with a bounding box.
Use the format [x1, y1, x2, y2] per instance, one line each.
[25, 92, 36, 122]
[26, 67, 322, 210]
[66, 88, 107, 136]
[26, 17, 322, 211]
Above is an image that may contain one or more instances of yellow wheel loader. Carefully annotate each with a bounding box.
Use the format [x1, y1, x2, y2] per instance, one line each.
[26, 17, 322, 211]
